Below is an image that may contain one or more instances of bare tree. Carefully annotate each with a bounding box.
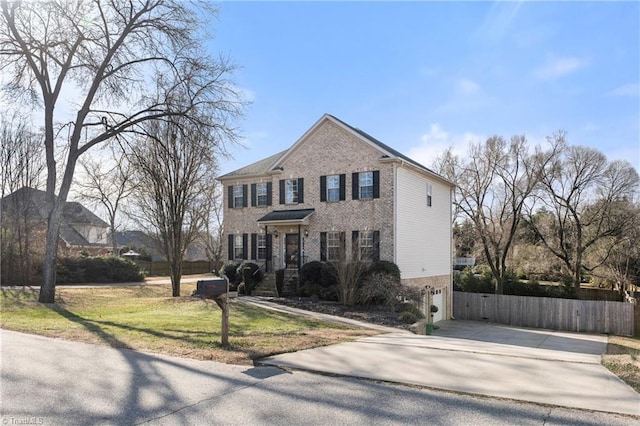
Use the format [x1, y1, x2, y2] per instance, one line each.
[526, 135, 640, 297]
[129, 116, 223, 297]
[1, 0, 243, 302]
[590, 201, 640, 298]
[75, 149, 136, 255]
[441, 135, 554, 293]
[200, 180, 224, 275]
[0, 114, 45, 285]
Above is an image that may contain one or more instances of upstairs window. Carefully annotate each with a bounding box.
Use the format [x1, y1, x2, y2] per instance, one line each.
[320, 174, 346, 202]
[352, 171, 379, 200]
[251, 182, 272, 207]
[279, 178, 304, 204]
[234, 186, 244, 208]
[427, 183, 433, 207]
[359, 172, 373, 199]
[327, 175, 340, 202]
[286, 179, 298, 204]
[228, 185, 247, 208]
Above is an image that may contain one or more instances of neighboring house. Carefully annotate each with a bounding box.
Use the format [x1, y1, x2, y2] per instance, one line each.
[1, 186, 111, 255]
[115, 230, 208, 262]
[218, 114, 455, 319]
[115, 230, 164, 261]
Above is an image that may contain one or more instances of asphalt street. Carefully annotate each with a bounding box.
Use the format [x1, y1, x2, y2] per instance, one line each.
[1, 329, 638, 425]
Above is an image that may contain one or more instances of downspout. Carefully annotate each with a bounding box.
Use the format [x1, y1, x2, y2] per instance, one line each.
[265, 225, 269, 273]
[450, 185, 455, 320]
[297, 224, 302, 273]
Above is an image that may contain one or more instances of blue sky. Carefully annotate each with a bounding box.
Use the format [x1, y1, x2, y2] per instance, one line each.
[212, 1, 640, 175]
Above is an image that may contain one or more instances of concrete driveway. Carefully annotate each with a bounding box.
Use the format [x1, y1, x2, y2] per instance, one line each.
[260, 320, 640, 416]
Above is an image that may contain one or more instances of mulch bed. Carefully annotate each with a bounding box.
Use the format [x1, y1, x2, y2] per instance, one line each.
[265, 296, 412, 329]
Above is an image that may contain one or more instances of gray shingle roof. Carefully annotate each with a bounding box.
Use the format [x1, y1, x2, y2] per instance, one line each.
[257, 209, 315, 223]
[2, 187, 109, 247]
[218, 150, 287, 179]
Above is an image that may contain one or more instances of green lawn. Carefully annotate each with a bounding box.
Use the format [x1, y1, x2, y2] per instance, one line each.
[0, 284, 376, 364]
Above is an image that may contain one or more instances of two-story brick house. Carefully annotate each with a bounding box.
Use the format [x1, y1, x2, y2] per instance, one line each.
[218, 114, 454, 319]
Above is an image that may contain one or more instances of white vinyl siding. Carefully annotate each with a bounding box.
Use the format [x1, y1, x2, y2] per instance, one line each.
[395, 167, 451, 279]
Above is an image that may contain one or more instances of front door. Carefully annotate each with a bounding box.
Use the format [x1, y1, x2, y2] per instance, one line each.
[285, 233, 299, 269]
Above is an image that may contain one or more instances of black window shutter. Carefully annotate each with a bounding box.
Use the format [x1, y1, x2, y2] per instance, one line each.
[373, 231, 380, 262]
[320, 232, 327, 261]
[298, 178, 304, 203]
[251, 184, 257, 207]
[228, 185, 233, 208]
[228, 234, 234, 260]
[352, 231, 359, 260]
[339, 174, 346, 201]
[352, 172, 359, 200]
[242, 234, 248, 260]
[320, 176, 327, 202]
[266, 234, 273, 260]
[266, 182, 273, 206]
[251, 233, 257, 260]
[340, 232, 346, 260]
[242, 185, 248, 207]
[279, 180, 285, 204]
[373, 171, 380, 199]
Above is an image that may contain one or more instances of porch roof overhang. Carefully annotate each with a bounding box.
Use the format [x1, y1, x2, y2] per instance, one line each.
[257, 208, 315, 226]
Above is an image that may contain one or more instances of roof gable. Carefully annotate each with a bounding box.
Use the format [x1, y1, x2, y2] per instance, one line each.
[218, 114, 452, 186]
[1, 187, 109, 228]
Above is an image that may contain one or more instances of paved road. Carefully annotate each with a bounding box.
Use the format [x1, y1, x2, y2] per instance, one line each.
[1, 329, 636, 425]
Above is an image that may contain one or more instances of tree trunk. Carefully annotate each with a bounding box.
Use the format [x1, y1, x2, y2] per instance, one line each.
[170, 262, 182, 297]
[39, 211, 63, 303]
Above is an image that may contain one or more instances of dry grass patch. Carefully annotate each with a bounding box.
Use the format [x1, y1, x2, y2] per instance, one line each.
[603, 335, 640, 393]
[1, 284, 378, 365]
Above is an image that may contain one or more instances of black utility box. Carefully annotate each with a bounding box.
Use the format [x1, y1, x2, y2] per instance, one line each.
[194, 278, 228, 298]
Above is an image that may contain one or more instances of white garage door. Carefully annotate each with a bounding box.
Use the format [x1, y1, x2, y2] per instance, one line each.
[432, 289, 445, 323]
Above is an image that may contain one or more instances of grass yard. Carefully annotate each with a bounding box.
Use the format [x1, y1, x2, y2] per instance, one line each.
[603, 335, 640, 393]
[0, 284, 377, 365]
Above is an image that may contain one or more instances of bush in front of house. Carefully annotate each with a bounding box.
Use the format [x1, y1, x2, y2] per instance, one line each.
[396, 302, 425, 324]
[237, 262, 263, 295]
[223, 263, 242, 286]
[357, 260, 405, 307]
[56, 256, 144, 283]
[298, 261, 338, 300]
[363, 260, 401, 281]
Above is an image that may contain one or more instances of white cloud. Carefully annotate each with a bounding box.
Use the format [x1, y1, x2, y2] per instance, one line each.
[605, 83, 639, 97]
[456, 78, 481, 96]
[407, 123, 484, 169]
[533, 56, 590, 80]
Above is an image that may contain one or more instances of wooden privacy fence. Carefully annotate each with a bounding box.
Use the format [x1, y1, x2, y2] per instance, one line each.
[454, 292, 635, 336]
